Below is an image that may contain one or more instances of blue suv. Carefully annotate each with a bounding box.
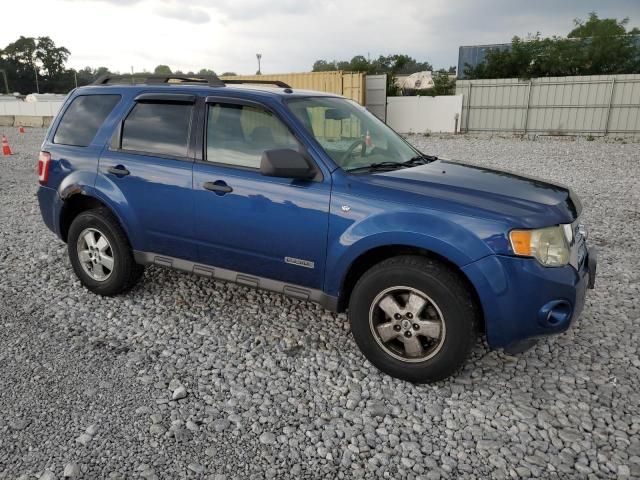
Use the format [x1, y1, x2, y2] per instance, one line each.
[37, 74, 596, 382]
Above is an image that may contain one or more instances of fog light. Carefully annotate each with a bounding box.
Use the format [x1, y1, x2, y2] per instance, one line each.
[538, 300, 572, 328]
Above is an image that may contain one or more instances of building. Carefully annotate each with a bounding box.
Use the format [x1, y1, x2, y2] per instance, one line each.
[457, 43, 511, 79]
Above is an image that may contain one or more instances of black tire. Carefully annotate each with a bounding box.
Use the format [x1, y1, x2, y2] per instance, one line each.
[67, 207, 144, 296]
[348, 255, 477, 383]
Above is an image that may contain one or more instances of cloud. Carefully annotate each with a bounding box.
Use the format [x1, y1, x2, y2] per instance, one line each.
[154, 3, 211, 24]
[9, 0, 639, 77]
[205, 0, 311, 20]
[67, 0, 143, 4]
[66, 0, 211, 23]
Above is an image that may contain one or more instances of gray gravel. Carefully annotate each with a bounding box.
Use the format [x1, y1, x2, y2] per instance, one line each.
[1, 128, 639, 479]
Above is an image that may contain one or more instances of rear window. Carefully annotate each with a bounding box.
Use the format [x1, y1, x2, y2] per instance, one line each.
[54, 94, 121, 147]
[121, 102, 192, 157]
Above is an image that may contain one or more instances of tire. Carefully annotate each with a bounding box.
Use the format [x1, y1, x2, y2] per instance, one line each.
[67, 207, 144, 296]
[348, 255, 477, 383]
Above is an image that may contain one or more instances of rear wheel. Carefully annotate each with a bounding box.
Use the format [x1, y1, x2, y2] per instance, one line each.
[348, 255, 476, 383]
[67, 208, 144, 296]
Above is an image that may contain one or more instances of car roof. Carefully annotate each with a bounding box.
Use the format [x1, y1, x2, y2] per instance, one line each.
[72, 83, 343, 102]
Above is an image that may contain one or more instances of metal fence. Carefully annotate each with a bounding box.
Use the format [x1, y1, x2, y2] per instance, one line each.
[456, 74, 640, 135]
[386, 96, 462, 133]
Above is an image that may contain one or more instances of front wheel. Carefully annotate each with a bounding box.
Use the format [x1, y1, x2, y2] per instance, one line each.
[348, 256, 477, 383]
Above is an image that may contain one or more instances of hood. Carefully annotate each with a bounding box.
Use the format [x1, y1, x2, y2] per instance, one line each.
[361, 159, 581, 227]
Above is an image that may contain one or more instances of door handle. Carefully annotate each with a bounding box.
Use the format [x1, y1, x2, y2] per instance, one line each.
[108, 165, 130, 177]
[203, 181, 233, 195]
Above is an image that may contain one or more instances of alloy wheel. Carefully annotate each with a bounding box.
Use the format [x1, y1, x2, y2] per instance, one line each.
[76, 228, 115, 281]
[368, 286, 446, 363]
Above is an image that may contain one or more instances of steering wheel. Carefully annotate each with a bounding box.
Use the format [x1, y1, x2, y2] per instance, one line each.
[340, 139, 367, 164]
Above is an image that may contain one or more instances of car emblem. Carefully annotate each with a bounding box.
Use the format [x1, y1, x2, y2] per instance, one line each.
[284, 257, 315, 269]
[341, 205, 351, 212]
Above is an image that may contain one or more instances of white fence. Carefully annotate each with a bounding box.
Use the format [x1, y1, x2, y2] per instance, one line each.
[386, 95, 463, 134]
[456, 74, 640, 135]
[0, 100, 64, 117]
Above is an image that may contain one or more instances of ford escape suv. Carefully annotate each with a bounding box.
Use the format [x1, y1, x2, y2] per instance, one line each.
[37, 74, 596, 383]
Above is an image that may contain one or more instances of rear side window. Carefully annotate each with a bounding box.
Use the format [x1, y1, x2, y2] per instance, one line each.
[54, 94, 120, 147]
[121, 102, 192, 157]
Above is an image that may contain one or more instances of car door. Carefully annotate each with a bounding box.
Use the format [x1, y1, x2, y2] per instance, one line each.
[192, 97, 331, 290]
[97, 93, 198, 259]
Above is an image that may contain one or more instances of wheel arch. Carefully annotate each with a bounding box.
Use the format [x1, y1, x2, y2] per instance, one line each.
[59, 192, 130, 244]
[337, 244, 485, 333]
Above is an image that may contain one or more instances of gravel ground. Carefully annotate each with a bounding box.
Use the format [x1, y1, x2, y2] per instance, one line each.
[0, 128, 638, 479]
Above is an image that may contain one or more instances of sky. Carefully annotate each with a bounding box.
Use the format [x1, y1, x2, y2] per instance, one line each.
[2, 0, 639, 75]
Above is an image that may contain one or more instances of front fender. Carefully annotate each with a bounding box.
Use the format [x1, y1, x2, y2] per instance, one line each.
[324, 207, 498, 296]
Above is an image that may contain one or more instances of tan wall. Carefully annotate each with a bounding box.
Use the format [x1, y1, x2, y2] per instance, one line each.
[0, 115, 53, 127]
[340, 72, 365, 105]
[15, 115, 43, 128]
[220, 71, 366, 140]
[220, 71, 365, 104]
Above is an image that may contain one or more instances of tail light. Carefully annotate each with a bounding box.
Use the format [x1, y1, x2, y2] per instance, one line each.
[38, 151, 51, 185]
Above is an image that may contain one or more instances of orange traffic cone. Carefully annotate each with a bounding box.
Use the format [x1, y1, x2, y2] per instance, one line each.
[2, 135, 12, 155]
[18, 126, 25, 134]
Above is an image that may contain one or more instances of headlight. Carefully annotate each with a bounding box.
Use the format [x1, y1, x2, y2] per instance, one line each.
[509, 225, 570, 267]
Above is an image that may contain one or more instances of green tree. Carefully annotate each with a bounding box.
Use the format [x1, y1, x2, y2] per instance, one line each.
[311, 60, 336, 72]
[198, 68, 216, 76]
[154, 64, 172, 74]
[431, 70, 456, 96]
[568, 12, 640, 75]
[0, 36, 72, 93]
[312, 53, 434, 95]
[35, 36, 70, 77]
[465, 12, 640, 79]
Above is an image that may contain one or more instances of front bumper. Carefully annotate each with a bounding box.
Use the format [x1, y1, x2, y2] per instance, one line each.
[462, 246, 596, 351]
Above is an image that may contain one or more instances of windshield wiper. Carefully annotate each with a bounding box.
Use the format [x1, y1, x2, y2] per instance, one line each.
[346, 154, 438, 174]
[403, 154, 438, 166]
[345, 162, 406, 173]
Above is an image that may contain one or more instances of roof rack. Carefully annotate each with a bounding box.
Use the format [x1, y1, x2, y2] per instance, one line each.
[92, 74, 225, 87]
[222, 79, 291, 88]
[91, 74, 292, 90]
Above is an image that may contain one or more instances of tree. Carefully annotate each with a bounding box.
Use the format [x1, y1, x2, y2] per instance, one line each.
[311, 60, 336, 72]
[465, 12, 640, 79]
[154, 65, 172, 74]
[430, 70, 456, 96]
[35, 36, 70, 77]
[568, 12, 640, 75]
[0, 36, 72, 93]
[311, 53, 434, 95]
[198, 68, 216, 76]
[1, 36, 39, 93]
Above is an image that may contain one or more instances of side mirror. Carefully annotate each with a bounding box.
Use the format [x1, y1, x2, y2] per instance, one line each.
[260, 149, 316, 180]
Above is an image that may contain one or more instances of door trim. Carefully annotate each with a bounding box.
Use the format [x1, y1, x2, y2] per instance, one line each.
[133, 251, 338, 311]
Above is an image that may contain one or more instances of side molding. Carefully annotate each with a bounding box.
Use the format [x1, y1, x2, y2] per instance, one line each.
[134, 251, 339, 312]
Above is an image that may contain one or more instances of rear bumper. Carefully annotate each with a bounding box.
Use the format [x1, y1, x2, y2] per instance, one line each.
[463, 247, 596, 351]
[37, 185, 62, 238]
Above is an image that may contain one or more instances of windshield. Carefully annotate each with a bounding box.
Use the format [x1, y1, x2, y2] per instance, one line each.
[287, 97, 421, 172]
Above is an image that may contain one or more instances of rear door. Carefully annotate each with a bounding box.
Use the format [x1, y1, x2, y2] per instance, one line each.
[192, 97, 331, 289]
[97, 93, 197, 259]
